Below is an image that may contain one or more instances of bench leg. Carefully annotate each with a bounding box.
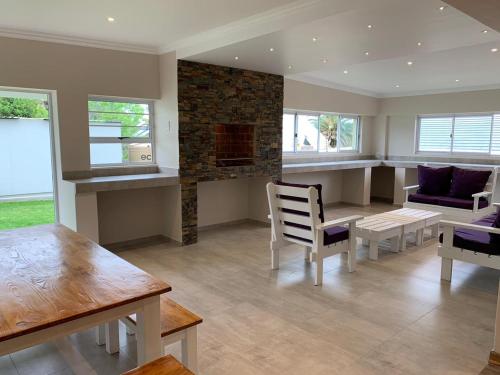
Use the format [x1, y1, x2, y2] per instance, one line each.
[315, 250, 323, 286]
[400, 234, 407, 252]
[182, 326, 198, 373]
[105, 320, 120, 354]
[441, 257, 453, 281]
[95, 325, 106, 346]
[368, 241, 378, 261]
[390, 236, 399, 253]
[416, 229, 424, 246]
[431, 224, 439, 238]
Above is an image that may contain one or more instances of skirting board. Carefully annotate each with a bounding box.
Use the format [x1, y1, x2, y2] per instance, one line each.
[103, 234, 178, 251]
[198, 218, 270, 232]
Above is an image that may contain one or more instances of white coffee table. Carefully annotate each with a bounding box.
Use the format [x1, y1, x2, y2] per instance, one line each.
[356, 208, 442, 260]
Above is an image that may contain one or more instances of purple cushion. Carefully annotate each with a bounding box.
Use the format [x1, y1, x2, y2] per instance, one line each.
[436, 196, 488, 210]
[417, 165, 453, 196]
[439, 213, 500, 255]
[408, 193, 439, 205]
[409, 193, 488, 210]
[277, 181, 324, 222]
[324, 226, 349, 246]
[491, 207, 500, 243]
[449, 167, 491, 199]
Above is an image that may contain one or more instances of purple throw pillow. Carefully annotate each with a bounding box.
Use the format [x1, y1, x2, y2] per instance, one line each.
[448, 167, 491, 199]
[417, 165, 453, 196]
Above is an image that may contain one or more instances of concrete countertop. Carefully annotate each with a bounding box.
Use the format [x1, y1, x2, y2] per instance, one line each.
[66, 171, 179, 193]
[283, 159, 500, 174]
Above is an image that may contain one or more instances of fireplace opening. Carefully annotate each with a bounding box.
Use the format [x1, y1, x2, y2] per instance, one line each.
[215, 124, 255, 167]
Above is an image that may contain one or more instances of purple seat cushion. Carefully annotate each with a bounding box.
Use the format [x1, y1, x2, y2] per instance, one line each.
[439, 213, 500, 255]
[449, 167, 491, 199]
[408, 193, 439, 205]
[324, 226, 349, 246]
[436, 196, 488, 210]
[491, 207, 500, 243]
[417, 165, 453, 196]
[408, 193, 488, 210]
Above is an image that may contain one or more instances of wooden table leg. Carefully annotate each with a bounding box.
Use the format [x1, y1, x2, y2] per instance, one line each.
[390, 236, 400, 253]
[431, 223, 439, 238]
[400, 233, 407, 251]
[105, 320, 119, 354]
[369, 241, 378, 260]
[136, 295, 162, 366]
[182, 326, 198, 373]
[95, 325, 105, 346]
[416, 229, 424, 246]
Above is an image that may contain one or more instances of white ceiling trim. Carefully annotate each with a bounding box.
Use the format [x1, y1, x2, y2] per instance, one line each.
[0, 27, 159, 55]
[380, 83, 500, 98]
[286, 74, 381, 98]
[161, 0, 333, 58]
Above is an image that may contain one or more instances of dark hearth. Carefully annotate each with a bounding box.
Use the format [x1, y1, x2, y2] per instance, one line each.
[215, 124, 255, 167]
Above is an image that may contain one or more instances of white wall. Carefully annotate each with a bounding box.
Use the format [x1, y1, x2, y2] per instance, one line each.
[380, 88, 500, 159]
[0, 118, 53, 197]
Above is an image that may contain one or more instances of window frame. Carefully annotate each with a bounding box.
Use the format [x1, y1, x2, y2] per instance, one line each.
[88, 96, 155, 166]
[416, 113, 497, 156]
[283, 110, 361, 155]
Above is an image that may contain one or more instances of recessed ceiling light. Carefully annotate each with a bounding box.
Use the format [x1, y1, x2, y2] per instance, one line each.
[395, 84, 400, 88]
[107, 17, 115, 22]
[492, 48, 498, 53]
[343, 70, 349, 74]
[364, 51, 370, 56]
[417, 42, 422, 46]
[269, 47, 275, 52]
[322, 58, 328, 63]
[455, 79, 460, 82]
[439, 5, 446, 11]
[483, 30, 489, 34]
[288, 65, 293, 70]
[234, 56, 239, 60]
[367, 24, 373, 29]
[407, 61, 413, 66]
[312, 37, 318, 42]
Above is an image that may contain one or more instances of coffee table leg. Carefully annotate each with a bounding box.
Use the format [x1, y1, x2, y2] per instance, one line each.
[390, 236, 399, 253]
[369, 241, 378, 260]
[431, 224, 439, 238]
[416, 229, 424, 246]
[400, 233, 407, 251]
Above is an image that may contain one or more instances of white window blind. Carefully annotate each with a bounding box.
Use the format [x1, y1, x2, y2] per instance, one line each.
[418, 113, 499, 155]
[418, 116, 452, 152]
[491, 114, 500, 155]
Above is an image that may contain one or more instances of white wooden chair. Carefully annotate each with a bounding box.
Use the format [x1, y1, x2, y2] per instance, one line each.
[404, 165, 499, 222]
[266, 182, 362, 285]
[438, 203, 500, 282]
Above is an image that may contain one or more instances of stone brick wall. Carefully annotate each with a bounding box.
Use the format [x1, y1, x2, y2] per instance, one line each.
[178, 60, 283, 245]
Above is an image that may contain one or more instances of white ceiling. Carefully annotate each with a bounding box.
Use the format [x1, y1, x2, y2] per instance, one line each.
[0, 0, 499, 96]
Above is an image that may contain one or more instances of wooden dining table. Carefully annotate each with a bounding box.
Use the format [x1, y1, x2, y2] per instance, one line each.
[0, 224, 171, 365]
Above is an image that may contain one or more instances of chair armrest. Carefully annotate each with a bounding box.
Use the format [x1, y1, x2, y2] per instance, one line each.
[440, 220, 500, 234]
[472, 191, 492, 198]
[493, 203, 500, 208]
[402, 185, 419, 191]
[316, 215, 364, 231]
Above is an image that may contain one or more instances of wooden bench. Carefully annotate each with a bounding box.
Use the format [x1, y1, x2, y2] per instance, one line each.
[122, 354, 194, 375]
[120, 296, 202, 373]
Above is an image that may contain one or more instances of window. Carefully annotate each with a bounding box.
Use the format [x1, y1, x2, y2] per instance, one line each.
[417, 113, 500, 155]
[282, 111, 360, 153]
[88, 98, 154, 165]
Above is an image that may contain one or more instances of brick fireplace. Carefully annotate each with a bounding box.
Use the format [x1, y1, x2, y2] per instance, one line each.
[178, 60, 283, 245]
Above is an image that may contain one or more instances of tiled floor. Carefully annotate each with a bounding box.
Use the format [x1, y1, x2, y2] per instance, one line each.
[1, 202, 499, 374]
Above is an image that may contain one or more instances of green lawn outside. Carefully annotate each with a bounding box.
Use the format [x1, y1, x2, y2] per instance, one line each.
[0, 200, 55, 230]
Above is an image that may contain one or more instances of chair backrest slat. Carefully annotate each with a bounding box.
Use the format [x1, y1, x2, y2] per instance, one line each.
[267, 182, 322, 247]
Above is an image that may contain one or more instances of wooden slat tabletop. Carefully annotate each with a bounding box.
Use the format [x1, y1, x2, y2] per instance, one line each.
[0, 224, 171, 342]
